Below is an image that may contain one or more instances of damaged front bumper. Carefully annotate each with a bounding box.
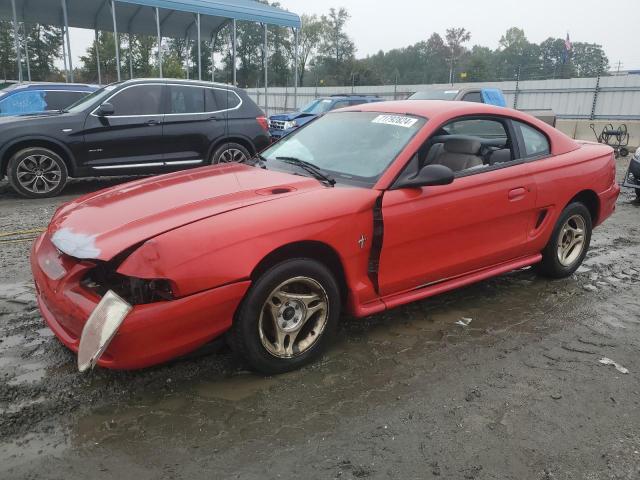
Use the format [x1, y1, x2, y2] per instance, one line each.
[31, 233, 250, 370]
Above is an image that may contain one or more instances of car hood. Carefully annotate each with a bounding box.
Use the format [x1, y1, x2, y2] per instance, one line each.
[270, 112, 317, 122]
[48, 163, 323, 261]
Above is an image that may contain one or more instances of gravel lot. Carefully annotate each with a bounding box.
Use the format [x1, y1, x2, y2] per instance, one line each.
[1, 159, 639, 480]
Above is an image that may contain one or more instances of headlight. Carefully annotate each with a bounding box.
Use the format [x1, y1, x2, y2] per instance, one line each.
[283, 120, 298, 130]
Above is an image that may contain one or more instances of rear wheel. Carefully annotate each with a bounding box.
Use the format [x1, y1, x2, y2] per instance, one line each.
[537, 202, 592, 278]
[230, 258, 341, 374]
[7, 147, 68, 198]
[210, 142, 250, 165]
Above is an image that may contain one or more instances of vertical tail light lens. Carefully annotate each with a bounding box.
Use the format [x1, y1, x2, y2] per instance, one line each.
[256, 116, 269, 132]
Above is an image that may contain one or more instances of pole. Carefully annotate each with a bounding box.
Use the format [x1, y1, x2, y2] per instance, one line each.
[61, 0, 73, 82]
[196, 13, 202, 80]
[129, 33, 134, 79]
[11, 0, 22, 82]
[61, 28, 68, 82]
[111, 0, 121, 82]
[232, 18, 236, 86]
[24, 25, 31, 81]
[210, 31, 217, 82]
[263, 24, 268, 116]
[155, 8, 162, 78]
[293, 27, 299, 109]
[95, 29, 102, 84]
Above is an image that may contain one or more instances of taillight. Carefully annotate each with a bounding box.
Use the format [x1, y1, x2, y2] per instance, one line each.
[256, 116, 269, 132]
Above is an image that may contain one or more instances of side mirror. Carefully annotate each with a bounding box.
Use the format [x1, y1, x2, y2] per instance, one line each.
[97, 102, 115, 116]
[395, 164, 454, 189]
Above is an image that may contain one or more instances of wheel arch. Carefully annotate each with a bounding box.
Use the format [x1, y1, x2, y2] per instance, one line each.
[250, 240, 349, 304]
[567, 190, 599, 225]
[1, 137, 76, 177]
[207, 135, 256, 163]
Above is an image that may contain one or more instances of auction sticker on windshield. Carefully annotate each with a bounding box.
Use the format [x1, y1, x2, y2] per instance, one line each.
[372, 114, 418, 128]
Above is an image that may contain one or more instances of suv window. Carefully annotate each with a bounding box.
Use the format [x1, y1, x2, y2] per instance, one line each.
[169, 85, 205, 114]
[108, 85, 163, 116]
[461, 91, 483, 103]
[0, 91, 46, 115]
[330, 100, 350, 110]
[44, 91, 87, 111]
[514, 121, 550, 158]
[206, 89, 240, 111]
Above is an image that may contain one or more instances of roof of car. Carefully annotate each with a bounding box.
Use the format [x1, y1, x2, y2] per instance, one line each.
[4, 82, 97, 91]
[119, 78, 238, 89]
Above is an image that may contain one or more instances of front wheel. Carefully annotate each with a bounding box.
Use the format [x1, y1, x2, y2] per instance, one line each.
[210, 142, 250, 165]
[537, 202, 592, 278]
[7, 147, 68, 198]
[230, 259, 341, 374]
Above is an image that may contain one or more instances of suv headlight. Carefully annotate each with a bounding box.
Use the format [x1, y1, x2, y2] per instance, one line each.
[283, 120, 298, 130]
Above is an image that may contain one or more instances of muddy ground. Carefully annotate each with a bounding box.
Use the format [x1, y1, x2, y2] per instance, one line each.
[1, 160, 639, 480]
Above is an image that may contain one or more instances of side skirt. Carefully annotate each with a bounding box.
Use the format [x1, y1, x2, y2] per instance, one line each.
[354, 254, 542, 317]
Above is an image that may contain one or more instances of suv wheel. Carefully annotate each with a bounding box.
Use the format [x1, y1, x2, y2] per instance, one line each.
[7, 147, 68, 198]
[210, 142, 250, 164]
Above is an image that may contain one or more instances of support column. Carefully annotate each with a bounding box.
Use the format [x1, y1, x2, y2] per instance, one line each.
[155, 8, 162, 78]
[210, 31, 217, 82]
[61, 0, 73, 82]
[24, 25, 31, 81]
[61, 28, 68, 82]
[263, 24, 268, 116]
[111, 0, 121, 82]
[11, 0, 22, 82]
[232, 18, 236, 85]
[196, 13, 201, 80]
[129, 33, 134, 79]
[293, 27, 299, 109]
[95, 29, 102, 84]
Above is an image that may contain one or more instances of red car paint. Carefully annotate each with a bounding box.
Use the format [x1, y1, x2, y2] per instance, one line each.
[31, 101, 620, 369]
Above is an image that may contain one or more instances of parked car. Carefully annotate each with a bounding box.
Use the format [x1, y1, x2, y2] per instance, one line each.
[0, 82, 97, 117]
[268, 95, 383, 139]
[409, 87, 557, 127]
[622, 146, 640, 199]
[0, 79, 270, 198]
[31, 101, 619, 374]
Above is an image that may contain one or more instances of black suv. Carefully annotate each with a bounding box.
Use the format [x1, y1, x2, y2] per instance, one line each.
[0, 79, 270, 198]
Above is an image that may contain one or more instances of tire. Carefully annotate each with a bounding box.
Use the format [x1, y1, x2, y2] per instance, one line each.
[210, 142, 251, 165]
[537, 202, 592, 278]
[7, 147, 68, 198]
[230, 258, 341, 375]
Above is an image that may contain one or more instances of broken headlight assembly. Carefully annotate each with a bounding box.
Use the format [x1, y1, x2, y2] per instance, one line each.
[81, 261, 175, 305]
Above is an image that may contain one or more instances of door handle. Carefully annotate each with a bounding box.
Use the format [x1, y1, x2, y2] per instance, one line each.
[508, 187, 527, 201]
[146, 119, 160, 126]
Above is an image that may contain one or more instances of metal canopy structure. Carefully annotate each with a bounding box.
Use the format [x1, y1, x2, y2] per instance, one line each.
[1, 0, 302, 112]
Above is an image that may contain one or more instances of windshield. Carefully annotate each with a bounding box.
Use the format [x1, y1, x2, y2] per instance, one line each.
[66, 84, 118, 113]
[300, 98, 334, 114]
[410, 89, 459, 100]
[261, 111, 425, 187]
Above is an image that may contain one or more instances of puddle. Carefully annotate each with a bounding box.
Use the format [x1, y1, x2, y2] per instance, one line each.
[194, 373, 279, 402]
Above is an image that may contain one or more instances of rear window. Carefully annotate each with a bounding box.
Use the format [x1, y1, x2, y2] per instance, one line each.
[514, 121, 550, 158]
[169, 85, 205, 114]
[43, 91, 88, 110]
[410, 90, 459, 100]
[206, 89, 240, 111]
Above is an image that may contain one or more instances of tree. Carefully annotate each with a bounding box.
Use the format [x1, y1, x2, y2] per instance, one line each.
[318, 8, 355, 85]
[290, 14, 322, 86]
[496, 27, 541, 80]
[445, 27, 471, 83]
[78, 31, 120, 83]
[24, 24, 63, 81]
[572, 42, 608, 77]
[0, 21, 16, 80]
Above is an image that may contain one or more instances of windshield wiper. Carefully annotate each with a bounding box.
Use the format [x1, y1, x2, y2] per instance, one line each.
[275, 156, 336, 186]
[244, 153, 267, 169]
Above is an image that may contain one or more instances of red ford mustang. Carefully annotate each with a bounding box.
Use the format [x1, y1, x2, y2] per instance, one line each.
[31, 101, 619, 374]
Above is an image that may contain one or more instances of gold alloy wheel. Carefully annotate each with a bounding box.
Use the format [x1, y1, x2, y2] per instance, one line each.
[557, 214, 586, 267]
[258, 276, 329, 358]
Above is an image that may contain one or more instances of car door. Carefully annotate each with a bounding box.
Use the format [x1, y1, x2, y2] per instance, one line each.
[80, 83, 165, 170]
[161, 84, 227, 165]
[377, 116, 538, 297]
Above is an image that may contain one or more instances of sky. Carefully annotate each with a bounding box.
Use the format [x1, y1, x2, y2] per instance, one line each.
[66, 0, 639, 72]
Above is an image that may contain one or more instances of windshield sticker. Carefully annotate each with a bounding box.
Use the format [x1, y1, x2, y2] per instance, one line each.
[372, 114, 418, 128]
[445, 90, 459, 94]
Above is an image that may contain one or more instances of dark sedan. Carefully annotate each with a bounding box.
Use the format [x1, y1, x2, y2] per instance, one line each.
[0, 79, 270, 198]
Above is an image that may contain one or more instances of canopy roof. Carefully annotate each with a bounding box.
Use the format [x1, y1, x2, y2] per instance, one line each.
[1, 0, 301, 39]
